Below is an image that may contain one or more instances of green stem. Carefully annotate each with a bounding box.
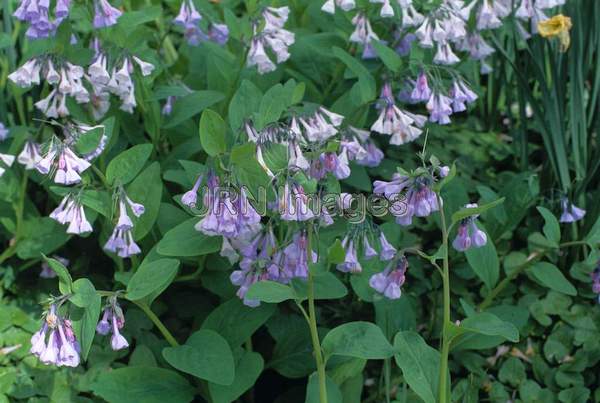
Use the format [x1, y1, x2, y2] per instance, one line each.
[436, 193, 451, 403]
[132, 301, 179, 347]
[478, 250, 545, 310]
[384, 358, 391, 403]
[306, 224, 328, 403]
[0, 172, 29, 265]
[307, 271, 328, 403]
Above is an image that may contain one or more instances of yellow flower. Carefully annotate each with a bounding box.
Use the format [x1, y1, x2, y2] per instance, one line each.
[537, 14, 573, 52]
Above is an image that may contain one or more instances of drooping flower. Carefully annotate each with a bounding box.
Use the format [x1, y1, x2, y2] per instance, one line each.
[17, 140, 42, 170]
[181, 174, 204, 208]
[379, 232, 397, 261]
[96, 297, 129, 350]
[374, 171, 441, 226]
[349, 13, 379, 59]
[559, 198, 585, 223]
[30, 304, 80, 367]
[411, 72, 431, 102]
[452, 203, 488, 252]
[426, 93, 453, 124]
[337, 237, 362, 273]
[13, 0, 70, 39]
[0, 123, 9, 141]
[370, 256, 408, 299]
[321, 0, 355, 14]
[0, 153, 15, 177]
[448, 79, 478, 112]
[278, 182, 315, 221]
[196, 175, 262, 237]
[50, 194, 93, 235]
[93, 0, 122, 28]
[371, 82, 426, 145]
[36, 142, 91, 185]
[247, 7, 294, 74]
[104, 191, 145, 258]
[298, 107, 344, 143]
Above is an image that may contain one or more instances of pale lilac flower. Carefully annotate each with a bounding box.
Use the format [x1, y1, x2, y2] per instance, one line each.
[0, 153, 15, 177]
[247, 7, 294, 74]
[96, 299, 129, 351]
[396, 32, 417, 56]
[230, 263, 268, 307]
[452, 203, 488, 252]
[162, 96, 176, 115]
[350, 13, 379, 59]
[50, 194, 93, 234]
[196, 175, 262, 237]
[411, 72, 431, 102]
[93, 0, 122, 28]
[31, 305, 80, 367]
[379, 232, 396, 260]
[277, 231, 317, 281]
[337, 238, 362, 273]
[8, 58, 41, 87]
[363, 236, 378, 260]
[298, 107, 343, 143]
[433, 42, 460, 65]
[247, 38, 276, 74]
[209, 23, 229, 45]
[370, 257, 407, 299]
[374, 172, 440, 226]
[321, 0, 355, 14]
[449, 79, 477, 112]
[104, 227, 141, 257]
[0, 123, 9, 141]
[399, 0, 424, 28]
[288, 140, 311, 171]
[36, 144, 91, 185]
[181, 175, 203, 208]
[132, 56, 154, 76]
[559, 198, 586, 223]
[426, 93, 453, 124]
[371, 82, 425, 145]
[278, 182, 315, 221]
[356, 142, 384, 167]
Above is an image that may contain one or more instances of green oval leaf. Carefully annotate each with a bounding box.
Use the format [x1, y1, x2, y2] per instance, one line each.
[106, 144, 153, 186]
[162, 329, 235, 385]
[199, 109, 227, 156]
[322, 321, 394, 360]
[126, 258, 180, 301]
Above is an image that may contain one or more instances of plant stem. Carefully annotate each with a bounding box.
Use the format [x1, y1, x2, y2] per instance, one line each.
[305, 223, 328, 403]
[436, 193, 451, 403]
[132, 301, 179, 347]
[307, 271, 328, 403]
[478, 250, 544, 310]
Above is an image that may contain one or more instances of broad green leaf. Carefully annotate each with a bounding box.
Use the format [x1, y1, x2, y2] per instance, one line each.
[16, 218, 70, 259]
[450, 312, 519, 346]
[465, 224, 499, 289]
[42, 254, 72, 294]
[91, 367, 194, 403]
[70, 278, 97, 308]
[322, 322, 394, 360]
[451, 198, 505, 224]
[157, 218, 222, 257]
[106, 144, 153, 186]
[201, 299, 276, 347]
[246, 281, 296, 303]
[530, 262, 577, 296]
[71, 288, 101, 361]
[228, 80, 262, 130]
[305, 372, 343, 403]
[327, 239, 345, 265]
[371, 41, 402, 72]
[536, 206, 561, 245]
[164, 90, 225, 129]
[199, 109, 227, 156]
[163, 329, 235, 385]
[128, 162, 163, 240]
[393, 331, 440, 403]
[208, 350, 264, 403]
[331, 47, 376, 104]
[256, 84, 286, 129]
[126, 258, 180, 301]
[291, 272, 348, 301]
[584, 215, 600, 246]
[0, 33, 12, 49]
